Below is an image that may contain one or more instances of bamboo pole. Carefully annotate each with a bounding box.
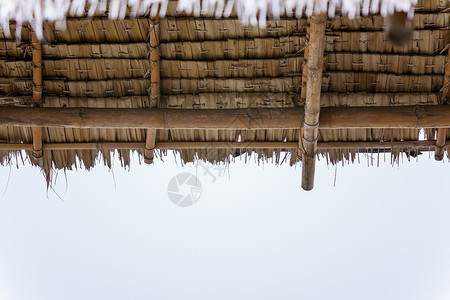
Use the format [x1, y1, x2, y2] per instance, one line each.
[297, 127, 304, 160]
[149, 18, 160, 108]
[302, 14, 326, 191]
[144, 17, 160, 164]
[2, 105, 450, 129]
[0, 140, 442, 151]
[144, 128, 157, 163]
[31, 32, 43, 160]
[435, 49, 450, 160]
[298, 18, 309, 161]
[435, 128, 447, 160]
[32, 127, 43, 158]
[32, 33, 43, 104]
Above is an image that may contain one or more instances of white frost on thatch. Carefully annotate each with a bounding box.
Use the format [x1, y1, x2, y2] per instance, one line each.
[0, 0, 421, 39]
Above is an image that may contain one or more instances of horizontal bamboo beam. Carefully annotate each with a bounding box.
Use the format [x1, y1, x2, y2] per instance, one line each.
[1, 105, 450, 129]
[0, 140, 442, 151]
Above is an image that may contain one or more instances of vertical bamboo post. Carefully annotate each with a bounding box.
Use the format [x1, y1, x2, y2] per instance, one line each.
[144, 17, 160, 164]
[297, 127, 304, 160]
[436, 49, 450, 160]
[32, 32, 43, 160]
[149, 17, 160, 108]
[298, 38, 310, 161]
[301, 14, 326, 191]
[435, 128, 447, 161]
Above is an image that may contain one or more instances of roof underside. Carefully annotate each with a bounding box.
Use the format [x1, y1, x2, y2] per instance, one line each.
[0, 0, 449, 179]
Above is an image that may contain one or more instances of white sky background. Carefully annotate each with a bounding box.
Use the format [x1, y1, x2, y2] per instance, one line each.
[0, 151, 450, 300]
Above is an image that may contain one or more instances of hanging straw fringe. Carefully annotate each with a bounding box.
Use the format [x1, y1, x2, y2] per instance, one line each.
[0, 0, 423, 39]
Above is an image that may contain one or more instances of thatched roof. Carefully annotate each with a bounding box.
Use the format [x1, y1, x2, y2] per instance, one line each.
[0, 0, 449, 188]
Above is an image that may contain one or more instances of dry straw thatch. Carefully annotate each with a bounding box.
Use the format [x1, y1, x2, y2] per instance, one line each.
[0, 0, 449, 186]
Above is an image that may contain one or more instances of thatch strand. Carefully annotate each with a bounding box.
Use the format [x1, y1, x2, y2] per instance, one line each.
[0, 0, 424, 40]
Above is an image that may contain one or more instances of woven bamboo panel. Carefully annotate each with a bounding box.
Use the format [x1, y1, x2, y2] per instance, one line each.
[325, 53, 446, 74]
[43, 79, 149, 97]
[0, 40, 31, 58]
[320, 92, 441, 106]
[414, 0, 450, 11]
[0, 60, 31, 77]
[160, 18, 307, 41]
[159, 92, 440, 109]
[43, 59, 149, 80]
[42, 18, 149, 43]
[42, 43, 149, 59]
[161, 77, 302, 94]
[322, 72, 444, 93]
[329, 13, 450, 31]
[0, 95, 32, 106]
[0, 77, 31, 95]
[161, 57, 303, 78]
[159, 30, 449, 60]
[327, 30, 449, 54]
[160, 37, 307, 60]
[161, 93, 297, 108]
